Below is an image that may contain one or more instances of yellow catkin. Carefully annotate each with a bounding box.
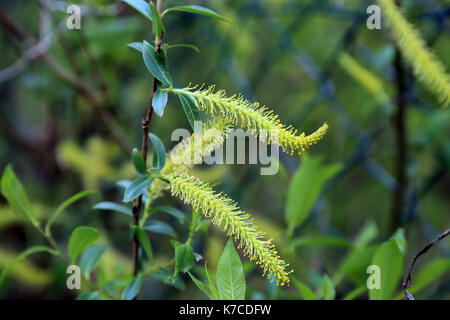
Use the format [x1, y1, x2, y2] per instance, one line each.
[167, 173, 292, 285]
[148, 119, 230, 200]
[379, 0, 450, 107]
[169, 86, 328, 155]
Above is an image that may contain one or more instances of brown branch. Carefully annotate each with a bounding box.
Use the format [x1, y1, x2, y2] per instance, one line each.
[391, 47, 408, 233]
[131, 33, 164, 277]
[402, 228, 450, 300]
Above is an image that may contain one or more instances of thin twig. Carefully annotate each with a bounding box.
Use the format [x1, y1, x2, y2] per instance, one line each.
[391, 45, 408, 233]
[402, 228, 450, 300]
[131, 33, 164, 277]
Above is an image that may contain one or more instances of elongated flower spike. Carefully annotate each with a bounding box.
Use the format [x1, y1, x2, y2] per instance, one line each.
[167, 86, 328, 155]
[378, 0, 450, 107]
[149, 119, 230, 200]
[167, 173, 292, 285]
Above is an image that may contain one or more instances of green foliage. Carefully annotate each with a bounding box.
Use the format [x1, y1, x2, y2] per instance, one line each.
[93, 202, 133, 216]
[149, 133, 166, 170]
[80, 245, 107, 277]
[320, 275, 335, 300]
[142, 40, 172, 87]
[162, 5, 231, 24]
[285, 156, 342, 234]
[152, 89, 169, 117]
[135, 226, 153, 262]
[0, 246, 57, 288]
[369, 229, 406, 300]
[144, 220, 177, 238]
[121, 0, 153, 22]
[132, 149, 147, 176]
[178, 93, 202, 129]
[1, 165, 38, 227]
[122, 276, 143, 300]
[45, 190, 97, 236]
[216, 239, 246, 300]
[123, 176, 153, 203]
[68, 226, 100, 262]
[174, 242, 194, 275]
[292, 278, 318, 300]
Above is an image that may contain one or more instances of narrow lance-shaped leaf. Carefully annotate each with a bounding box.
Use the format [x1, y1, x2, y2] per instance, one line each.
[132, 148, 147, 176]
[0, 246, 57, 287]
[1, 165, 38, 227]
[93, 201, 133, 216]
[216, 239, 246, 300]
[122, 276, 143, 300]
[178, 93, 202, 130]
[369, 229, 406, 300]
[45, 189, 97, 236]
[80, 245, 107, 277]
[121, 0, 153, 22]
[149, 133, 166, 169]
[162, 5, 231, 24]
[123, 176, 152, 203]
[142, 40, 172, 87]
[149, 1, 165, 38]
[144, 220, 177, 238]
[135, 226, 153, 262]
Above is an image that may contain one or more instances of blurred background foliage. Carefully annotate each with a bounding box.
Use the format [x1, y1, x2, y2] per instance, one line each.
[0, 0, 449, 299]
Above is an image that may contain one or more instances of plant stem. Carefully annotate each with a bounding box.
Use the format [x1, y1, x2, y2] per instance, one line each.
[391, 45, 407, 233]
[131, 1, 164, 277]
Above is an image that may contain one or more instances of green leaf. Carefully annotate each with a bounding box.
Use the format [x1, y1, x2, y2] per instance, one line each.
[1, 165, 38, 227]
[149, 133, 166, 169]
[205, 262, 220, 299]
[174, 243, 194, 275]
[68, 226, 100, 262]
[152, 89, 168, 117]
[0, 246, 57, 287]
[290, 236, 353, 249]
[321, 275, 335, 300]
[339, 245, 378, 285]
[216, 239, 246, 300]
[45, 190, 97, 236]
[285, 157, 342, 234]
[147, 206, 184, 223]
[123, 176, 152, 203]
[292, 278, 318, 300]
[93, 201, 133, 216]
[77, 291, 100, 300]
[149, 1, 165, 38]
[128, 42, 143, 53]
[142, 40, 172, 87]
[163, 5, 231, 24]
[188, 272, 215, 299]
[80, 245, 107, 277]
[166, 44, 200, 53]
[132, 148, 146, 176]
[144, 220, 177, 238]
[343, 286, 367, 300]
[178, 93, 201, 130]
[121, 0, 153, 22]
[369, 231, 406, 300]
[135, 226, 153, 262]
[122, 276, 143, 300]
